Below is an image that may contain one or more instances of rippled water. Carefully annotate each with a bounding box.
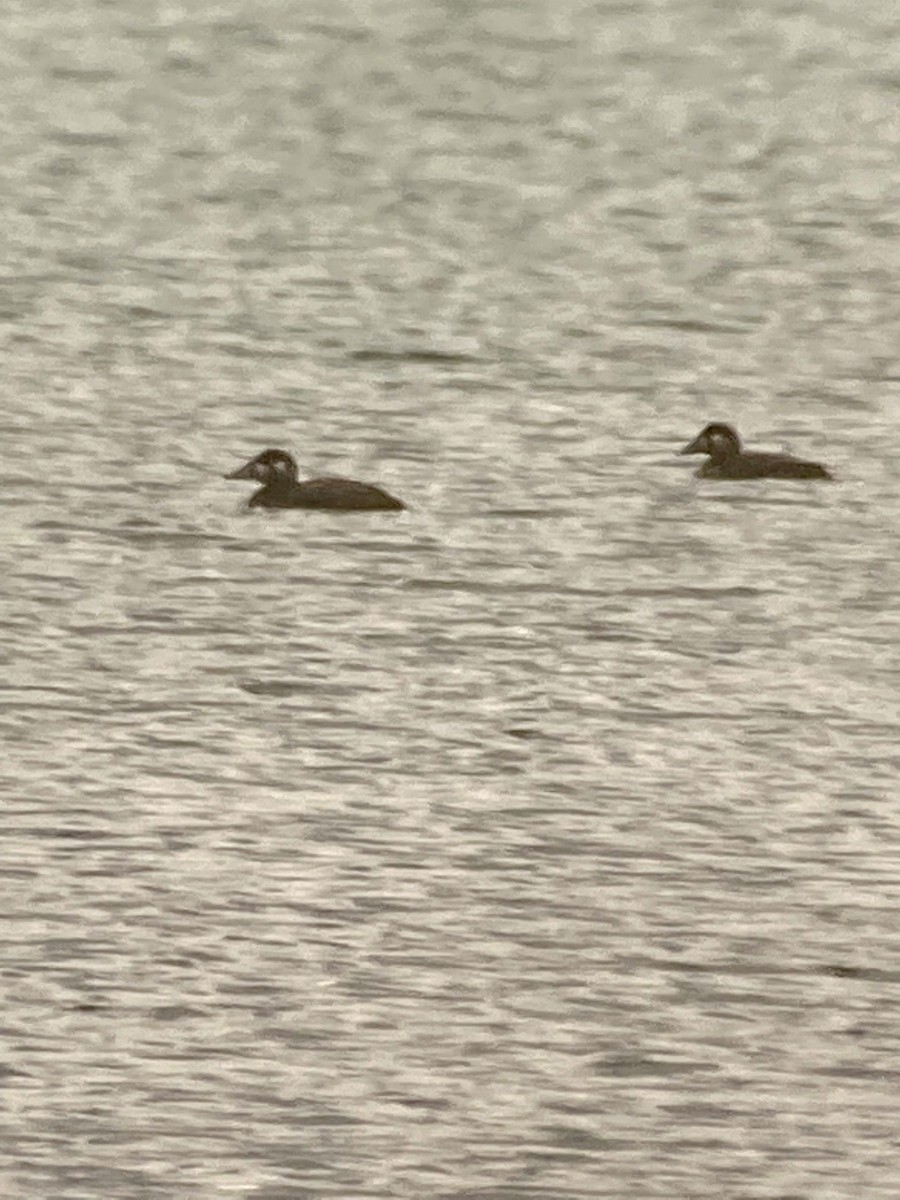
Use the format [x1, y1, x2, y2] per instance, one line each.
[3, 1, 900, 1196]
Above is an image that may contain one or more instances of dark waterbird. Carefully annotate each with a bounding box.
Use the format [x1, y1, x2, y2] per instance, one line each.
[680, 423, 833, 480]
[225, 449, 406, 511]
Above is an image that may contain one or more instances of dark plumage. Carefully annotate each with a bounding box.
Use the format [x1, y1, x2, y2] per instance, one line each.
[679, 423, 833, 480]
[225, 449, 406, 511]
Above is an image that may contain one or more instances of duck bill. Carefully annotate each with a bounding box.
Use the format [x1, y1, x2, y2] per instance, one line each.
[225, 458, 260, 480]
[679, 433, 708, 456]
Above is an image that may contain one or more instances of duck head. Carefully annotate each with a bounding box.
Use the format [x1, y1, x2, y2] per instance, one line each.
[225, 449, 298, 484]
[680, 423, 742, 460]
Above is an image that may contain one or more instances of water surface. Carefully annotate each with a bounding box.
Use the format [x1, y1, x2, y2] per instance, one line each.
[2, 1, 900, 1197]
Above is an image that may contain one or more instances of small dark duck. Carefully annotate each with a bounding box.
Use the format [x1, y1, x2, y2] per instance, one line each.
[680, 423, 833, 480]
[225, 449, 406, 511]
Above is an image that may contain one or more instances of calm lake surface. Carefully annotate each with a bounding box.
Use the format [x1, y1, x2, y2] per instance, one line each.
[2, 1, 899, 1197]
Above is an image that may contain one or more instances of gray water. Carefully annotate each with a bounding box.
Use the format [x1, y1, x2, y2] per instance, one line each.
[2, 1, 900, 1197]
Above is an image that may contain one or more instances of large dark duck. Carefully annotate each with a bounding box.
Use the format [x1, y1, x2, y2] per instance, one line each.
[680, 423, 833, 480]
[225, 449, 406, 511]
